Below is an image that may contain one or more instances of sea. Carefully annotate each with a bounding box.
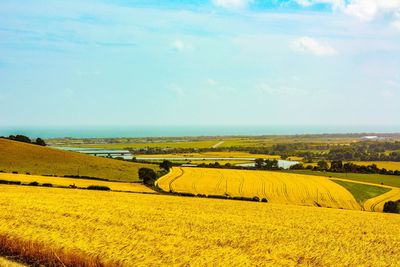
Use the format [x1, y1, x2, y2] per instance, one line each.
[1, 125, 400, 138]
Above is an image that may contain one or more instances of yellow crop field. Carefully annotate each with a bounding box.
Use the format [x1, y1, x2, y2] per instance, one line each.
[0, 173, 155, 193]
[156, 167, 361, 210]
[364, 188, 400, 212]
[0, 257, 25, 267]
[1, 185, 400, 266]
[351, 161, 400, 171]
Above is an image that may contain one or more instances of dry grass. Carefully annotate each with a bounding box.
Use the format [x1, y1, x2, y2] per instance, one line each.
[0, 173, 155, 193]
[0, 139, 158, 182]
[156, 167, 361, 210]
[1, 185, 400, 266]
[0, 256, 26, 267]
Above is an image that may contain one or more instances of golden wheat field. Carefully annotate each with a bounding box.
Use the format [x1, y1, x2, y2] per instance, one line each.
[0, 173, 155, 193]
[156, 167, 361, 210]
[0, 257, 25, 267]
[350, 161, 400, 171]
[364, 187, 400, 212]
[1, 185, 400, 266]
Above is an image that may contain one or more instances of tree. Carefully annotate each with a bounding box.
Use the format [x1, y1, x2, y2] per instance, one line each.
[317, 160, 329, 170]
[159, 160, 173, 171]
[9, 134, 31, 143]
[138, 168, 157, 185]
[330, 160, 343, 172]
[383, 201, 400, 214]
[35, 138, 46, 146]
[255, 158, 264, 169]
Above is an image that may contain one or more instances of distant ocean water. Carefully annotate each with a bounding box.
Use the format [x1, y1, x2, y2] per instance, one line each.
[1, 125, 400, 138]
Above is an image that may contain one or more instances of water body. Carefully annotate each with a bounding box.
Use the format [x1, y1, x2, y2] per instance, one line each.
[1, 125, 399, 138]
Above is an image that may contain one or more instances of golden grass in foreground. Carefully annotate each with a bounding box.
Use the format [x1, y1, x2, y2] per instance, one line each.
[0, 257, 26, 267]
[1, 186, 400, 266]
[0, 173, 155, 193]
[157, 167, 361, 210]
[0, 139, 158, 182]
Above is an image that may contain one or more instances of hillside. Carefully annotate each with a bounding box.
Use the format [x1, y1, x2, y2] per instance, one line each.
[0, 138, 158, 182]
[0, 185, 399, 266]
[156, 167, 362, 210]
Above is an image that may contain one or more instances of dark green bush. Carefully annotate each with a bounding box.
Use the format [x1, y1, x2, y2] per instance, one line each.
[87, 185, 111, 191]
[383, 201, 400, 213]
[28, 181, 39, 186]
[42, 183, 53, 187]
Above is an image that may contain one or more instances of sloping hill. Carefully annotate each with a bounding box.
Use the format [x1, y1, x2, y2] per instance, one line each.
[0, 138, 158, 182]
[156, 167, 361, 210]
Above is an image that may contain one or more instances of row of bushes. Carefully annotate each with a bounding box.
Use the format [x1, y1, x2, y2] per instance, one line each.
[168, 191, 268, 202]
[0, 179, 111, 191]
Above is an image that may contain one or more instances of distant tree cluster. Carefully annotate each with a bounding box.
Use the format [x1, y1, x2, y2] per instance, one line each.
[2, 134, 46, 146]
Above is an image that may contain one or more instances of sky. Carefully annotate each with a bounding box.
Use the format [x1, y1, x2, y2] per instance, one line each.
[0, 0, 400, 128]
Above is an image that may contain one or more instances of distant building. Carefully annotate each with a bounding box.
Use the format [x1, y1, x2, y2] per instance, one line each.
[361, 136, 379, 140]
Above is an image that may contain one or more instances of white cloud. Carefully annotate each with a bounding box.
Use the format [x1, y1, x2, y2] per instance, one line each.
[257, 84, 308, 96]
[172, 40, 185, 52]
[212, 0, 253, 9]
[296, 0, 400, 25]
[207, 79, 217, 86]
[291, 37, 337, 56]
[169, 83, 185, 97]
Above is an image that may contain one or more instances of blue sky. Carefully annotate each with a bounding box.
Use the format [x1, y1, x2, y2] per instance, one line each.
[0, 0, 399, 128]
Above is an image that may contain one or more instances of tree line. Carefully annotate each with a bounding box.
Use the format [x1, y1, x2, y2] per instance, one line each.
[1, 135, 46, 146]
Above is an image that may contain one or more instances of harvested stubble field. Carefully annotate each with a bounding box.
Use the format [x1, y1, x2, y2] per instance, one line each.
[1, 185, 400, 266]
[156, 167, 361, 210]
[0, 173, 155, 193]
[0, 139, 158, 182]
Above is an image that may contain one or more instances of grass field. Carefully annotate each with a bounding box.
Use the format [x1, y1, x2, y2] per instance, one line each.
[0, 139, 158, 182]
[350, 161, 400, 171]
[156, 167, 361, 210]
[0, 173, 155, 193]
[65, 140, 221, 149]
[1, 185, 400, 266]
[331, 180, 390, 204]
[287, 170, 400, 188]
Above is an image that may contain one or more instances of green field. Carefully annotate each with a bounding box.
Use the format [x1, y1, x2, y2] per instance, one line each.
[331, 180, 390, 204]
[0, 139, 159, 182]
[287, 170, 400, 188]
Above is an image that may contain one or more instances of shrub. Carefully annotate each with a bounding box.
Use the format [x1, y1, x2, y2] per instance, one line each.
[28, 181, 39, 186]
[12, 171, 18, 174]
[383, 201, 400, 214]
[42, 183, 53, 187]
[87, 185, 111, 191]
[25, 172, 31, 175]
[252, 196, 260, 202]
[261, 198, 268, 203]
[138, 168, 157, 185]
